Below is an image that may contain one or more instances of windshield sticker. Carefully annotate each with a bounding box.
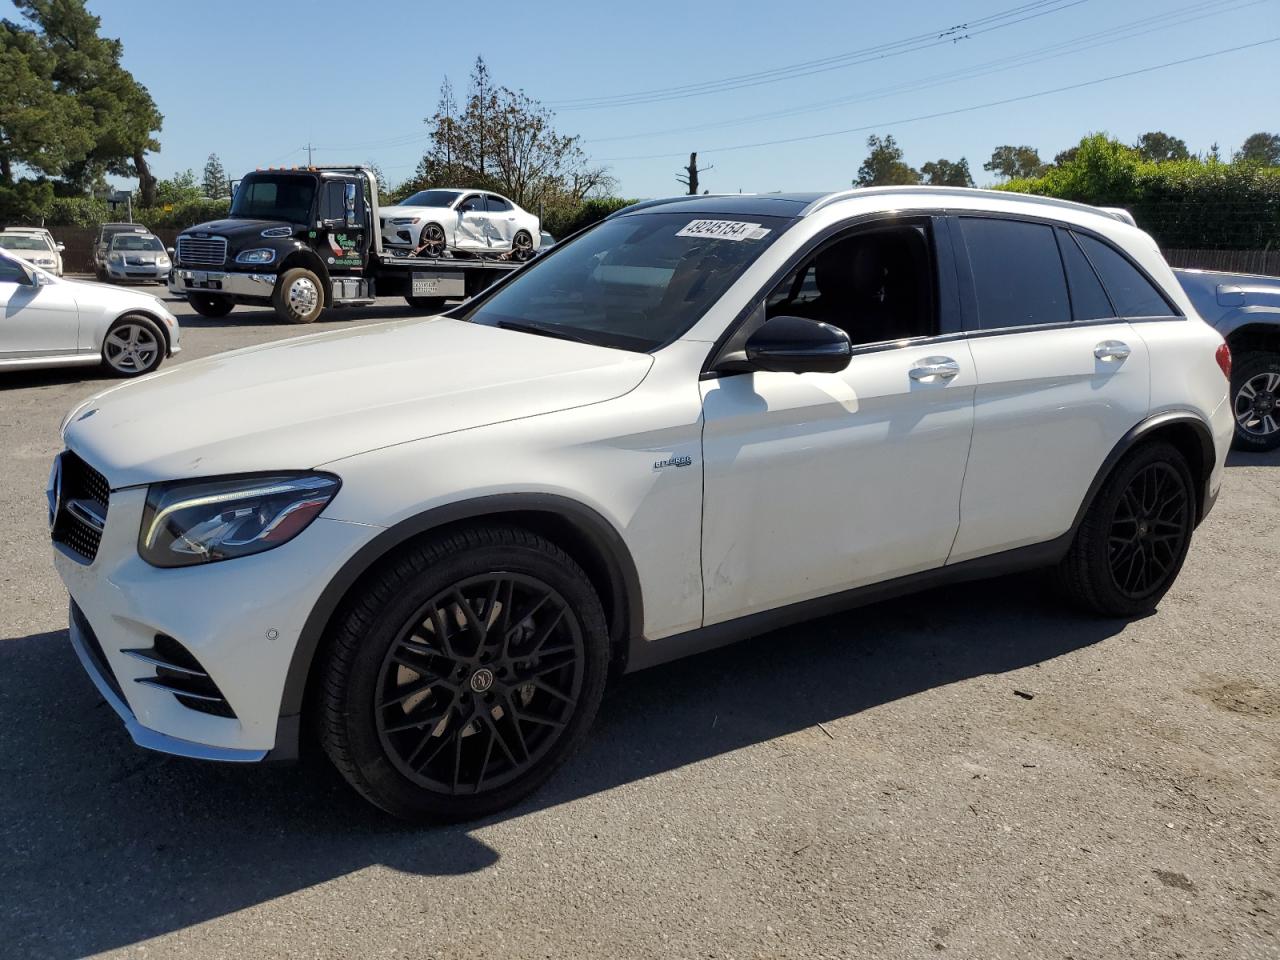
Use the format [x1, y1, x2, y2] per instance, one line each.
[676, 220, 770, 242]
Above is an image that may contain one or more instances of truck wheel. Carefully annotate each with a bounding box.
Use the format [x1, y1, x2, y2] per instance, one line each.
[405, 295, 447, 311]
[1230, 352, 1280, 452]
[187, 293, 234, 318]
[317, 525, 610, 822]
[273, 267, 325, 324]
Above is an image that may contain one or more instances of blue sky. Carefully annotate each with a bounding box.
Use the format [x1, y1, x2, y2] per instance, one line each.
[7, 0, 1279, 197]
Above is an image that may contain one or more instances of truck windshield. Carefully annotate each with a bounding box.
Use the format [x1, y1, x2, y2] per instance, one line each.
[465, 211, 789, 351]
[231, 175, 317, 224]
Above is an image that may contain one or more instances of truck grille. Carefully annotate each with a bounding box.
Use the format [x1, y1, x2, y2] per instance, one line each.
[177, 235, 227, 266]
[51, 451, 110, 563]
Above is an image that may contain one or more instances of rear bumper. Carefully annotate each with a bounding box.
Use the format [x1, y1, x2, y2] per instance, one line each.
[169, 269, 277, 299]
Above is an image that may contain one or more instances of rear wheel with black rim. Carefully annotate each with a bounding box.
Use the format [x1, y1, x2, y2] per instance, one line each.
[1230, 352, 1280, 452]
[511, 230, 534, 262]
[1058, 441, 1195, 617]
[187, 293, 234, 318]
[317, 525, 609, 822]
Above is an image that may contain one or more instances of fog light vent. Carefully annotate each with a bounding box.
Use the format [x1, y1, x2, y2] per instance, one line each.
[122, 634, 237, 719]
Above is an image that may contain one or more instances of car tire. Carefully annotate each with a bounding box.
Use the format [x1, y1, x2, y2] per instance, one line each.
[317, 525, 610, 823]
[101, 313, 166, 378]
[417, 223, 447, 258]
[1057, 441, 1195, 618]
[1229, 351, 1280, 452]
[187, 293, 235, 318]
[272, 267, 325, 324]
[512, 230, 535, 262]
[404, 295, 447, 311]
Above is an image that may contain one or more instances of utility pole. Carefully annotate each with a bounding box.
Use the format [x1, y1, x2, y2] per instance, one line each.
[306, 142, 314, 165]
[676, 152, 713, 196]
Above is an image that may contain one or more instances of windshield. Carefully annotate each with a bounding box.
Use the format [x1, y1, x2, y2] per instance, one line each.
[231, 174, 317, 223]
[465, 211, 789, 351]
[111, 235, 164, 252]
[0, 235, 50, 251]
[399, 189, 462, 208]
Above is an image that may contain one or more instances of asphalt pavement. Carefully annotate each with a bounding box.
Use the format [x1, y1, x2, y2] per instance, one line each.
[1, 290, 1277, 959]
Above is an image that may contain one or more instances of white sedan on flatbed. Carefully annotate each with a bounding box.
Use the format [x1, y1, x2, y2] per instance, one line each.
[380, 188, 542, 260]
[0, 250, 180, 377]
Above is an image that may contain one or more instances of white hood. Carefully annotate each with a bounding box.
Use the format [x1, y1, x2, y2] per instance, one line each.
[63, 317, 653, 488]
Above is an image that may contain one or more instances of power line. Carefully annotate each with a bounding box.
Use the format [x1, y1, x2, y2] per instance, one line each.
[586, 0, 1263, 144]
[597, 37, 1280, 162]
[548, 0, 1089, 109]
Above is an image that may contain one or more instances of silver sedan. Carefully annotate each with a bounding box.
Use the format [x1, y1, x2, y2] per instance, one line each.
[0, 250, 181, 377]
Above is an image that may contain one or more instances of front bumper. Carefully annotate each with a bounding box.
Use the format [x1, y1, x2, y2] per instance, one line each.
[169, 268, 277, 299]
[52, 478, 380, 757]
[107, 262, 170, 281]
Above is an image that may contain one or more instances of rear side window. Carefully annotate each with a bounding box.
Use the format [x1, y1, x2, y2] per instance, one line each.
[486, 195, 512, 212]
[1056, 228, 1115, 321]
[959, 217, 1070, 329]
[1073, 233, 1176, 318]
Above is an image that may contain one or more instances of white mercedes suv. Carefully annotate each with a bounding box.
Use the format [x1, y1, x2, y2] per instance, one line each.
[50, 188, 1233, 821]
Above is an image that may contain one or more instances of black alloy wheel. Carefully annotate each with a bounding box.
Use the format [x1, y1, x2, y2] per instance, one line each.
[1231, 352, 1280, 451]
[374, 573, 585, 795]
[318, 525, 609, 822]
[1058, 441, 1195, 617]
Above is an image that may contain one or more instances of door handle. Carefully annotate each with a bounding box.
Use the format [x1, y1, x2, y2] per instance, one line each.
[909, 356, 960, 382]
[1094, 340, 1131, 362]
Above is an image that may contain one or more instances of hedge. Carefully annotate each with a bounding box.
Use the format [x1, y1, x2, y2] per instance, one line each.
[1001, 135, 1280, 250]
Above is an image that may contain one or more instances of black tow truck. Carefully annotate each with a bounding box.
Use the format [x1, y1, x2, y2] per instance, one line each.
[168, 165, 523, 324]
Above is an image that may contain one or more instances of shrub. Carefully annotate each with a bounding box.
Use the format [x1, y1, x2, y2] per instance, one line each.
[1001, 134, 1280, 249]
[542, 197, 636, 238]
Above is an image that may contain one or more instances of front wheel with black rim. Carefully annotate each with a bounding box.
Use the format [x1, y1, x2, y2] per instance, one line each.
[1230, 352, 1280, 452]
[317, 526, 610, 822]
[417, 223, 447, 258]
[272, 267, 325, 324]
[1058, 441, 1195, 618]
[101, 313, 165, 377]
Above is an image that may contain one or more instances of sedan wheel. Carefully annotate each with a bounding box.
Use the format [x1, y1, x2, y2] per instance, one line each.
[102, 315, 164, 377]
[1231, 352, 1280, 451]
[418, 223, 447, 258]
[511, 230, 535, 262]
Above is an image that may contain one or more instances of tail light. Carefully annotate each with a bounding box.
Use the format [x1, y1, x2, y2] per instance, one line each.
[1215, 342, 1232, 379]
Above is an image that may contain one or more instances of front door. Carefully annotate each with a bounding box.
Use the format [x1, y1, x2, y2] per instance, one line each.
[699, 217, 976, 623]
[454, 194, 490, 250]
[0, 260, 79, 358]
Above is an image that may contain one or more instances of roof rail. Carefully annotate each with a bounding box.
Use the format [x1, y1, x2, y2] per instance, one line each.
[799, 185, 1119, 221]
[606, 193, 757, 219]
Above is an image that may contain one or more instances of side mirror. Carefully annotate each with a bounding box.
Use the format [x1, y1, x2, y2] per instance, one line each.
[739, 315, 852, 374]
[55, 242, 65, 252]
[344, 181, 358, 228]
[166, 246, 175, 256]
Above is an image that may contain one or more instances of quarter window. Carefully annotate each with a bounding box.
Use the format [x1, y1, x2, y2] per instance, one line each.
[1057, 228, 1115, 321]
[960, 217, 1070, 329]
[486, 195, 512, 212]
[1073, 233, 1176, 318]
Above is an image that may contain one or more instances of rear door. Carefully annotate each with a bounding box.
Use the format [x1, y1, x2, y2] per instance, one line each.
[948, 215, 1152, 562]
[484, 194, 517, 248]
[454, 194, 490, 249]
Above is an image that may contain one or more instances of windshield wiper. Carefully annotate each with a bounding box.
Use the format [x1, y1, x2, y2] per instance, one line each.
[493, 319, 595, 345]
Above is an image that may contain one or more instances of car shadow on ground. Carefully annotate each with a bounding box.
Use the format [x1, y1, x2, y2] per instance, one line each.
[0, 573, 1126, 958]
[1226, 448, 1280, 468]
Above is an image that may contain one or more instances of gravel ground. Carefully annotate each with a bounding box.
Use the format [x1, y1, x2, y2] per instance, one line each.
[0, 291, 1277, 959]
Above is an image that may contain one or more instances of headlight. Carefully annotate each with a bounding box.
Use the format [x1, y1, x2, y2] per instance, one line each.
[391, 217, 421, 225]
[109, 252, 123, 263]
[157, 256, 171, 267]
[138, 473, 340, 568]
[235, 248, 276, 265]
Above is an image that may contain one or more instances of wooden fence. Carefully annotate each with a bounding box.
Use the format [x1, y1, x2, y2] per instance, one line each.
[1163, 248, 1280, 277]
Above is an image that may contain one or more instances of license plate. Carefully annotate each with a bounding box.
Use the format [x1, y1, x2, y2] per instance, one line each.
[412, 271, 465, 298]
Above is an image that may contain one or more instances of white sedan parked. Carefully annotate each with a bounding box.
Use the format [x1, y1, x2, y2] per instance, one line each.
[380, 188, 542, 260]
[0, 250, 180, 377]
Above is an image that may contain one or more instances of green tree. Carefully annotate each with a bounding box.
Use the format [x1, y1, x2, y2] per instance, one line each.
[9, 0, 163, 204]
[1134, 131, 1189, 163]
[201, 153, 228, 198]
[855, 135, 920, 186]
[1053, 146, 1079, 167]
[983, 144, 1045, 180]
[1237, 132, 1280, 166]
[154, 168, 201, 206]
[920, 157, 974, 187]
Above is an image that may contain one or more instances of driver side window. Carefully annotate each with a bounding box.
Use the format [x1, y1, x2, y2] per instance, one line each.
[766, 222, 938, 346]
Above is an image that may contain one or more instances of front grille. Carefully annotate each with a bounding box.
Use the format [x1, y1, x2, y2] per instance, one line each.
[51, 451, 110, 563]
[125, 256, 153, 266]
[177, 235, 227, 266]
[123, 634, 237, 718]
